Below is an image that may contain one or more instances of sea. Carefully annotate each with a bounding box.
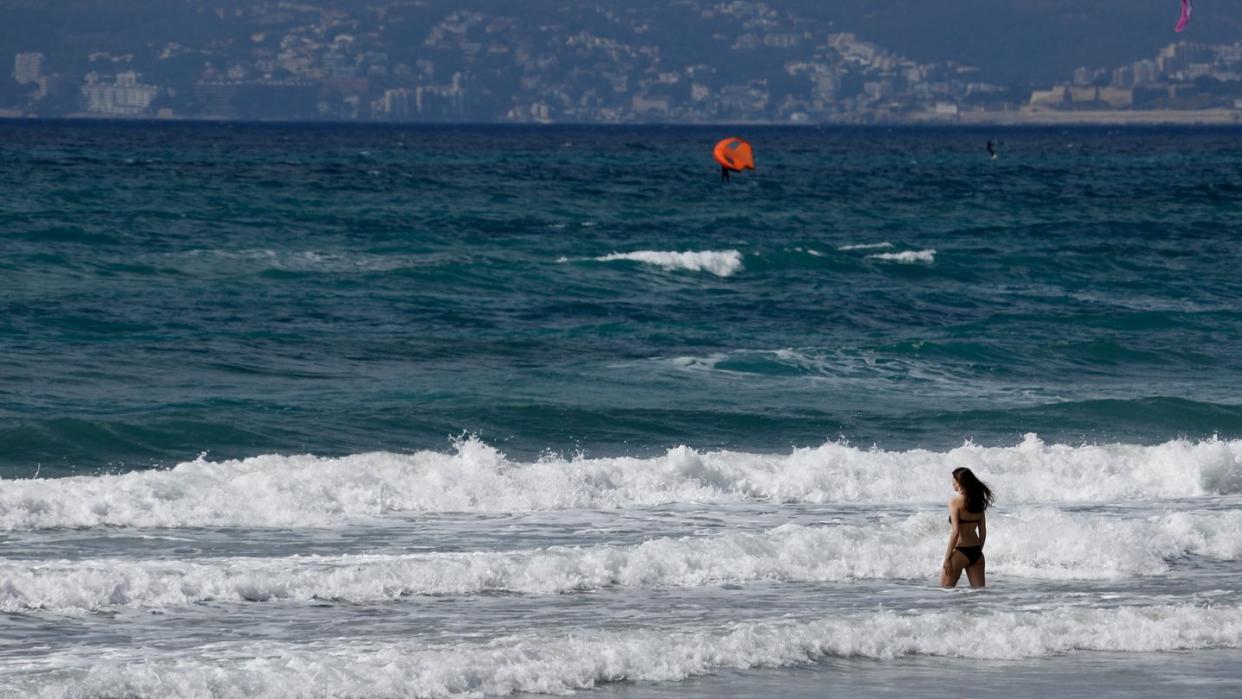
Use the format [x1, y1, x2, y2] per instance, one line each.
[2, 121, 1242, 698]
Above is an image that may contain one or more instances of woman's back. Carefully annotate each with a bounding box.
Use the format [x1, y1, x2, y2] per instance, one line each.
[951, 496, 984, 546]
[942, 467, 992, 588]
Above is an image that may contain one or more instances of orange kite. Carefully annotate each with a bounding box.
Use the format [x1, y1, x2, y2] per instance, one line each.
[713, 137, 755, 173]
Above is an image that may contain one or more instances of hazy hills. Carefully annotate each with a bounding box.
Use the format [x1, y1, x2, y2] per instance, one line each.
[2, 1, 1238, 86]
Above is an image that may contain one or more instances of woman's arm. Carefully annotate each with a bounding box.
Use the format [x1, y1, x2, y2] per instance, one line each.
[978, 512, 987, 548]
[943, 500, 960, 572]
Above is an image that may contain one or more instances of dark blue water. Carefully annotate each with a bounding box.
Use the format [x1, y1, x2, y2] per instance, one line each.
[3, 122, 1241, 475]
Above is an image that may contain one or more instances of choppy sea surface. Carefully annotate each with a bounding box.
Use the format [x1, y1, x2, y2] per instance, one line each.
[2, 122, 1242, 697]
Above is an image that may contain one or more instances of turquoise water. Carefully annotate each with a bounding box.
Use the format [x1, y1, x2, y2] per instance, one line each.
[2, 123, 1242, 697]
[4, 123, 1242, 474]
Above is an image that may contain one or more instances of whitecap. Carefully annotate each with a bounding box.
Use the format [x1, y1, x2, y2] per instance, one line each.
[867, 249, 936, 263]
[595, 250, 743, 277]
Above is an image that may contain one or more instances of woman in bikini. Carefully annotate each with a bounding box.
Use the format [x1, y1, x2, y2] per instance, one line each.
[940, 467, 994, 588]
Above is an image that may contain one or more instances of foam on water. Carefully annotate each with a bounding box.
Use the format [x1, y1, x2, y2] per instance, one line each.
[11, 605, 1242, 697]
[867, 249, 936, 263]
[594, 250, 743, 276]
[4, 510, 1241, 612]
[2, 435, 1240, 529]
[838, 242, 894, 251]
[664, 346, 985, 386]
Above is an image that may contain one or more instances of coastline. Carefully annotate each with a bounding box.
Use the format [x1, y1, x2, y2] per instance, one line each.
[3, 109, 1242, 127]
[941, 108, 1242, 126]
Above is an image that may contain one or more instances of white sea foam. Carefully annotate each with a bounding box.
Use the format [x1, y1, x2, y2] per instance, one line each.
[12, 605, 1242, 697]
[4, 509, 1242, 612]
[838, 241, 894, 251]
[2, 435, 1240, 530]
[867, 249, 936, 263]
[595, 250, 743, 276]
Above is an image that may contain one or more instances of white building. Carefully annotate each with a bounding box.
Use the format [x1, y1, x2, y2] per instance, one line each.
[1028, 86, 1068, 107]
[375, 88, 415, 120]
[1132, 60, 1158, 86]
[81, 71, 159, 116]
[14, 52, 44, 85]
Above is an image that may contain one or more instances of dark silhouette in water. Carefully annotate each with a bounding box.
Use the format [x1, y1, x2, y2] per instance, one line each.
[987, 140, 997, 159]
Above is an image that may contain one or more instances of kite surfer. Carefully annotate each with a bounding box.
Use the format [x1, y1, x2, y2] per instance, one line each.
[713, 137, 754, 183]
[987, 140, 997, 160]
[1176, 0, 1193, 32]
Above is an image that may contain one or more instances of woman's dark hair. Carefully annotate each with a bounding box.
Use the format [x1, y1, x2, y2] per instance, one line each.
[953, 467, 994, 513]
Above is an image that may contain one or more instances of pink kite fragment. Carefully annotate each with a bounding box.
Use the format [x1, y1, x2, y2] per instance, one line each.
[1175, 0, 1193, 32]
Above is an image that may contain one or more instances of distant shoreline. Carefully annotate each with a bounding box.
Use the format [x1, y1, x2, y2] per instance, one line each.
[942, 109, 1242, 126]
[2, 110, 1242, 128]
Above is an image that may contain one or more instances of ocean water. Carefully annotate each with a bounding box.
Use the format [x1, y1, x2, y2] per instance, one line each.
[2, 122, 1242, 697]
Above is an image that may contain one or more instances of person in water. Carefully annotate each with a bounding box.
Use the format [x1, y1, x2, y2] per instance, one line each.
[721, 165, 732, 182]
[940, 467, 994, 588]
[986, 140, 997, 159]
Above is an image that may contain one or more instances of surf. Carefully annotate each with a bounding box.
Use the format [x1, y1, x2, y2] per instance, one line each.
[9, 604, 1242, 697]
[5, 508, 1242, 612]
[1, 435, 1240, 530]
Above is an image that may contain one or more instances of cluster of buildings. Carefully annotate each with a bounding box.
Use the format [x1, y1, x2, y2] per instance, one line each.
[1030, 42, 1242, 112]
[5, 0, 1242, 124]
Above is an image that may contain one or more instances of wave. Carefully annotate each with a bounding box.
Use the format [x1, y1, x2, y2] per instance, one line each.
[838, 242, 894, 251]
[594, 250, 743, 276]
[867, 249, 936, 263]
[666, 346, 983, 382]
[5, 510, 1242, 612]
[1, 435, 1241, 529]
[12, 605, 1242, 697]
[176, 248, 453, 274]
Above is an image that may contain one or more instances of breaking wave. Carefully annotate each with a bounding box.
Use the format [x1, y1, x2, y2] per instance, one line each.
[594, 250, 743, 276]
[1, 435, 1239, 529]
[867, 249, 936, 263]
[12, 605, 1242, 697]
[4, 509, 1242, 612]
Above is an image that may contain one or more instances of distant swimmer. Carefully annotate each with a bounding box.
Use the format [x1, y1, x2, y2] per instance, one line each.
[986, 140, 997, 160]
[940, 467, 994, 588]
[713, 137, 755, 183]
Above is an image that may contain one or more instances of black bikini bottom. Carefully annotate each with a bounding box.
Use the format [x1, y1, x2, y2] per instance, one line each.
[955, 545, 983, 566]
